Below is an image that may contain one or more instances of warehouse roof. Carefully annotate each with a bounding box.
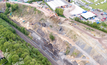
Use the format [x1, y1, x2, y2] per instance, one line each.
[47, 0, 67, 10]
[81, 12, 96, 19]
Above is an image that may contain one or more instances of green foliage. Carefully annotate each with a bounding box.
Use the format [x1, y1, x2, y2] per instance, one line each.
[102, 22, 107, 27]
[0, 18, 51, 65]
[21, 52, 29, 58]
[24, 55, 31, 62]
[4, 8, 10, 15]
[0, 58, 7, 64]
[27, 0, 42, 3]
[49, 33, 55, 41]
[37, 10, 41, 14]
[0, 18, 15, 33]
[5, 3, 18, 15]
[34, 8, 36, 11]
[11, 4, 18, 12]
[65, 47, 70, 55]
[50, 25, 52, 28]
[6, 3, 11, 8]
[7, 54, 12, 63]
[0, 13, 29, 35]
[30, 62, 35, 65]
[55, 8, 64, 16]
[12, 55, 19, 63]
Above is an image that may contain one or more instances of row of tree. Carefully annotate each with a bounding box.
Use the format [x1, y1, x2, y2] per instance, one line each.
[0, 13, 29, 35]
[74, 17, 107, 33]
[0, 18, 51, 65]
[27, 0, 42, 3]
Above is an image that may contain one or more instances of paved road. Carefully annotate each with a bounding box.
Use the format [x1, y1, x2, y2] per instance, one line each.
[9, 25, 58, 65]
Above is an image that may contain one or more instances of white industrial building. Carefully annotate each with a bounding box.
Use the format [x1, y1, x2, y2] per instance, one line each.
[47, 0, 67, 10]
[81, 12, 96, 20]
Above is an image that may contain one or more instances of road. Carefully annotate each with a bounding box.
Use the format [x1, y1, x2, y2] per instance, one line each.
[9, 25, 58, 65]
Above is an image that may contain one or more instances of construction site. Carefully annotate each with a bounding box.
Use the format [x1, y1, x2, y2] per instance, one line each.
[1, 1, 107, 65]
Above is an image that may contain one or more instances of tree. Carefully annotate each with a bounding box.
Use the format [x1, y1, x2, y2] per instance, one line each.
[32, 48, 38, 53]
[13, 43, 20, 49]
[55, 8, 63, 16]
[24, 55, 31, 61]
[25, 60, 31, 65]
[92, 22, 97, 28]
[1, 58, 7, 64]
[4, 8, 10, 15]
[75, 17, 80, 22]
[30, 62, 35, 65]
[21, 52, 29, 58]
[3, 42, 10, 49]
[11, 55, 19, 63]
[7, 54, 12, 63]
[11, 4, 18, 12]
[102, 22, 107, 27]
[6, 3, 11, 8]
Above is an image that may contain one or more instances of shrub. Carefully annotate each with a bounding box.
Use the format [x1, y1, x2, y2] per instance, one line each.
[4, 8, 10, 15]
[6, 3, 11, 8]
[11, 4, 18, 12]
[49, 33, 55, 41]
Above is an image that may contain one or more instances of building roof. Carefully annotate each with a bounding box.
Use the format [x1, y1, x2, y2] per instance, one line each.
[47, 0, 67, 10]
[81, 12, 96, 19]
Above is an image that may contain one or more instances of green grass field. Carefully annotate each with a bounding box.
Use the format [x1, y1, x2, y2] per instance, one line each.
[81, 0, 107, 11]
[80, 6, 90, 11]
[81, 0, 89, 4]
[90, 3, 107, 11]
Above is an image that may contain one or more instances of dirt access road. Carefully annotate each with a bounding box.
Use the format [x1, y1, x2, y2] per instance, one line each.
[70, 20, 107, 50]
[60, 22, 107, 64]
[9, 24, 58, 65]
[42, 27, 99, 65]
